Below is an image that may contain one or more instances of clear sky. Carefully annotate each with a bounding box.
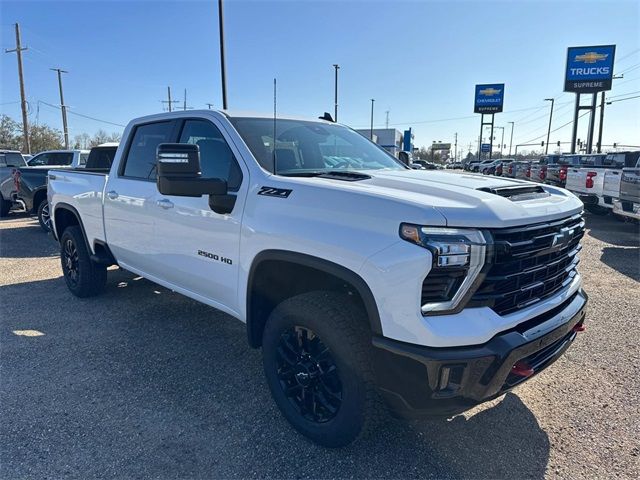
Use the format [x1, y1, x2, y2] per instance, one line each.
[1, 0, 639, 155]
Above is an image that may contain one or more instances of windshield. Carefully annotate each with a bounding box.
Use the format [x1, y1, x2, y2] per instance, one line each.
[229, 117, 406, 174]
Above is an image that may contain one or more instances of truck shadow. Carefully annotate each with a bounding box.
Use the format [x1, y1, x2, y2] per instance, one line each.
[1, 273, 550, 479]
[0, 216, 58, 259]
[584, 212, 640, 247]
[600, 246, 640, 282]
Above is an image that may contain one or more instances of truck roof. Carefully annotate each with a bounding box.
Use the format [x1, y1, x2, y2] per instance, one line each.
[128, 109, 336, 126]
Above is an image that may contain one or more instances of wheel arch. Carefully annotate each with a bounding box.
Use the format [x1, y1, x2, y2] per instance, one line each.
[246, 250, 382, 348]
[52, 203, 91, 251]
[31, 187, 48, 213]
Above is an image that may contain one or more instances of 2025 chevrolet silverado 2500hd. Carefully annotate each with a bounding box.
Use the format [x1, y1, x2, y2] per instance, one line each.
[48, 110, 588, 447]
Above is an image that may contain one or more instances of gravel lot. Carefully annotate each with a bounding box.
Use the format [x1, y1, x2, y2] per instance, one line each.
[1, 212, 638, 479]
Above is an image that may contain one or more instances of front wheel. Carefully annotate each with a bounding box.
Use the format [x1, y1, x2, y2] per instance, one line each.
[37, 200, 51, 232]
[262, 291, 384, 447]
[60, 226, 107, 297]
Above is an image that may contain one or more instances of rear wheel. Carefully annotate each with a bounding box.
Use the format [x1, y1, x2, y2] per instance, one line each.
[262, 291, 384, 447]
[60, 226, 107, 297]
[37, 200, 51, 232]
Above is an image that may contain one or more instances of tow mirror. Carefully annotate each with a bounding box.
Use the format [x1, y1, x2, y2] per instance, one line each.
[156, 143, 227, 197]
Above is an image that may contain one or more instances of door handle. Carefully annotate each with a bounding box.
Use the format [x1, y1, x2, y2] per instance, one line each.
[156, 199, 174, 209]
[106, 190, 118, 200]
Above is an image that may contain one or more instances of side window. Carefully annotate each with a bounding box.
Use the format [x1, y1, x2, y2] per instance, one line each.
[29, 153, 49, 166]
[178, 119, 243, 190]
[49, 152, 73, 166]
[122, 121, 175, 180]
[5, 153, 25, 167]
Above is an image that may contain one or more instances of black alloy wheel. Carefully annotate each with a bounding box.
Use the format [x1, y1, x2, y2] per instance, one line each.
[276, 326, 342, 423]
[63, 237, 80, 288]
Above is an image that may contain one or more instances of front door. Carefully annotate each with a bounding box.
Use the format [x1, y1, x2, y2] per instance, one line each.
[152, 118, 247, 316]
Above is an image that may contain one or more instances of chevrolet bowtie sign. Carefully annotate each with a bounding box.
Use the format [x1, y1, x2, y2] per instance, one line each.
[474, 83, 505, 114]
[565, 45, 616, 93]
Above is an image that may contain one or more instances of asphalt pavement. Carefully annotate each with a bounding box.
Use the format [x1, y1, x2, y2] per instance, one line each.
[1, 212, 638, 479]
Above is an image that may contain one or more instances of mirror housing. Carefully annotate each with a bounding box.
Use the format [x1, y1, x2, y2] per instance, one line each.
[156, 143, 227, 197]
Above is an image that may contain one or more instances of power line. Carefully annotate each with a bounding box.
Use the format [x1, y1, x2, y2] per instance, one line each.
[519, 110, 592, 145]
[607, 89, 640, 99]
[38, 100, 125, 127]
[607, 94, 640, 104]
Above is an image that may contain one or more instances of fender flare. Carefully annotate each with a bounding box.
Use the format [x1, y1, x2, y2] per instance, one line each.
[52, 202, 90, 251]
[246, 250, 382, 347]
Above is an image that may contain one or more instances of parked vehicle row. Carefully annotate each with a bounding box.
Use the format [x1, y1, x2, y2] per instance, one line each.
[465, 151, 640, 220]
[0, 145, 118, 230]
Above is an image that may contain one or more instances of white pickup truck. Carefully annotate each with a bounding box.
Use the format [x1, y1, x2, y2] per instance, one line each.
[48, 110, 588, 447]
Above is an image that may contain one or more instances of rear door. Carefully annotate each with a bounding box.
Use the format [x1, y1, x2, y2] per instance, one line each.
[103, 120, 178, 273]
[152, 117, 247, 314]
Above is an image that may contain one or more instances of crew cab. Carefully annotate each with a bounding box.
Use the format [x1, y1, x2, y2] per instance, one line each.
[0, 148, 89, 229]
[27, 149, 89, 168]
[48, 110, 588, 447]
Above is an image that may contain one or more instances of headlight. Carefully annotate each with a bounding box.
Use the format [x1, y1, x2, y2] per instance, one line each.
[400, 224, 488, 314]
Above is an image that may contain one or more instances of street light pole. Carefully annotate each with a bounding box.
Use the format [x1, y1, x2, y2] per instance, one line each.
[508, 121, 515, 156]
[544, 98, 554, 154]
[51, 68, 69, 149]
[370, 98, 375, 140]
[333, 64, 339, 122]
[217, 0, 228, 109]
[494, 126, 504, 157]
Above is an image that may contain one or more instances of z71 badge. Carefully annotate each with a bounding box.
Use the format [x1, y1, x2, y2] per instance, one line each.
[258, 186, 292, 198]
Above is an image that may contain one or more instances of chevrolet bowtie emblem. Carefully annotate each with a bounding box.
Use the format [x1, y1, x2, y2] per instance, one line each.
[479, 88, 501, 96]
[575, 52, 608, 64]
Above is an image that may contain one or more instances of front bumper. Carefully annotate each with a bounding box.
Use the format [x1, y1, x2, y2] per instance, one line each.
[372, 289, 588, 417]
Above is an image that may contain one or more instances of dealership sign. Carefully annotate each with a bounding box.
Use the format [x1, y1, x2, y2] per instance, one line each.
[474, 84, 505, 114]
[481, 143, 491, 153]
[432, 142, 451, 150]
[564, 45, 616, 93]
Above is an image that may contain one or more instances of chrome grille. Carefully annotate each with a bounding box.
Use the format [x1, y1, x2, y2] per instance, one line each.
[472, 214, 584, 316]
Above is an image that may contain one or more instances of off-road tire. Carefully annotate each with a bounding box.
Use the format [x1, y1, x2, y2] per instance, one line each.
[262, 291, 385, 448]
[60, 226, 107, 297]
[37, 200, 51, 232]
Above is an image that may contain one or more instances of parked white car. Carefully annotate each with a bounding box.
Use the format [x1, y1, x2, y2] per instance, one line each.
[28, 149, 89, 168]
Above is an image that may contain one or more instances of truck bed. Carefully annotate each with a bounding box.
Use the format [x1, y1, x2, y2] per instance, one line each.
[48, 169, 109, 248]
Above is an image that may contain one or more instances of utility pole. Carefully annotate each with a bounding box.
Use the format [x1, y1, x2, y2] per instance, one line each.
[508, 121, 515, 156]
[333, 64, 339, 122]
[217, 0, 228, 109]
[370, 99, 375, 140]
[5, 23, 30, 153]
[160, 86, 179, 112]
[596, 74, 623, 153]
[454, 132, 458, 162]
[183, 89, 187, 111]
[385, 110, 389, 129]
[50, 68, 69, 149]
[544, 98, 554, 154]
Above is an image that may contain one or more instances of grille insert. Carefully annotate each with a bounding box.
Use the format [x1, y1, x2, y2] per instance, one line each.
[471, 214, 584, 316]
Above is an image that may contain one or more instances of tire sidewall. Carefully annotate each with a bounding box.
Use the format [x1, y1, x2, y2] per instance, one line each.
[37, 200, 51, 232]
[262, 297, 368, 447]
[60, 226, 97, 296]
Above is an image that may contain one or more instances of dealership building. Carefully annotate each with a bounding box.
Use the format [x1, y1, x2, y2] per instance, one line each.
[355, 128, 413, 157]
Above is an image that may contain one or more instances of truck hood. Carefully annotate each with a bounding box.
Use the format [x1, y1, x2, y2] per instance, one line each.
[303, 170, 584, 228]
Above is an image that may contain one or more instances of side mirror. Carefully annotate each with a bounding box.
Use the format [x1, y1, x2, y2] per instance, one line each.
[398, 151, 409, 165]
[156, 143, 227, 197]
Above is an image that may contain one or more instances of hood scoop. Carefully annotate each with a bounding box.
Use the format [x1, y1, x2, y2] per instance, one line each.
[478, 185, 550, 202]
[317, 171, 372, 182]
